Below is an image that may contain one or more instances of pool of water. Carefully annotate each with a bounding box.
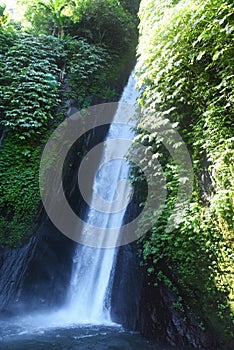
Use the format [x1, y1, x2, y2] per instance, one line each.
[0, 316, 186, 350]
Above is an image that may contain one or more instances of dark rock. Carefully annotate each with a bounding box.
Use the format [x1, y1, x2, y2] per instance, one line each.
[110, 242, 143, 330]
[0, 235, 39, 312]
[15, 217, 76, 312]
[139, 281, 224, 350]
[0, 215, 75, 314]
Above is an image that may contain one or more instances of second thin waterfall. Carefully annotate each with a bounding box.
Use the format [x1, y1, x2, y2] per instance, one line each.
[65, 71, 139, 324]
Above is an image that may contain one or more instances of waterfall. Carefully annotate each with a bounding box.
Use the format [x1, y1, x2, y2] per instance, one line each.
[65, 71, 139, 324]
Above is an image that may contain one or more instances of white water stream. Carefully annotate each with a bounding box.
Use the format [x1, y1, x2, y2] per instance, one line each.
[64, 71, 139, 324]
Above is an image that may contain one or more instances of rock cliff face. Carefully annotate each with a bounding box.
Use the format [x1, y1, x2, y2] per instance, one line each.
[139, 281, 225, 350]
[0, 214, 76, 314]
[0, 234, 39, 312]
[110, 239, 226, 350]
[110, 242, 143, 330]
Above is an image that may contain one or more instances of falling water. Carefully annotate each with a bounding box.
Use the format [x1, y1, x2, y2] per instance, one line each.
[65, 71, 139, 324]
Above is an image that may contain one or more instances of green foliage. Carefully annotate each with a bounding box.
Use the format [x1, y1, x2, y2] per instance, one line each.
[0, 33, 62, 138]
[0, 30, 64, 246]
[0, 24, 17, 54]
[71, 0, 137, 53]
[20, 0, 138, 57]
[136, 0, 234, 342]
[0, 0, 136, 246]
[0, 31, 109, 245]
[20, 0, 76, 38]
[11, 0, 139, 114]
[119, 0, 140, 16]
[0, 28, 117, 134]
[0, 136, 41, 246]
[0, 4, 8, 26]
[63, 38, 115, 104]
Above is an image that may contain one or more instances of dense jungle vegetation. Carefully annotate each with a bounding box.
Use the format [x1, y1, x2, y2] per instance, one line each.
[0, 0, 233, 346]
[135, 0, 234, 344]
[0, 0, 139, 245]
